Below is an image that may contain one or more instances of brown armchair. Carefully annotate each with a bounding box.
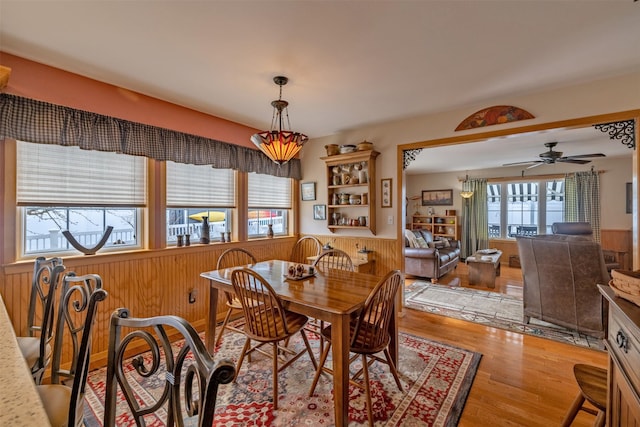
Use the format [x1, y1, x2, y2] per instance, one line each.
[516, 235, 609, 338]
[551, 221, 621, 272]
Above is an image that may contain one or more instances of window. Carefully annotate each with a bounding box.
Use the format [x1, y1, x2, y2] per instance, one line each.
[488, 179, 564, 239]
[17, 141, 146, 256]
[507, 182, 539, 237]
[166, 161, 235, 244]
[247, 173, 291, 238]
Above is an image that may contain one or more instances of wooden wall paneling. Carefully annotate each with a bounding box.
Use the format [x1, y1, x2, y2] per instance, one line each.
[306, 234, 399, 277]
[601, 229, 632, 270]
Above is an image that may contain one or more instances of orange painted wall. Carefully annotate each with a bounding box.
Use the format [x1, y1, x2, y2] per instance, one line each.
[0, 52, 258, 148]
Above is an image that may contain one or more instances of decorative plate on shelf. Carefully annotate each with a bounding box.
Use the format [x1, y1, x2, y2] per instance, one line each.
[477, 248, 498, 255]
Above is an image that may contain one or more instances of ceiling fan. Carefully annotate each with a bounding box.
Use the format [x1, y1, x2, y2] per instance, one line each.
[503, 142, 605, 169]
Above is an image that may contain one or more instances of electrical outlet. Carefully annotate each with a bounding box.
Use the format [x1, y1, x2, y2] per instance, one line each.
[387, 215, 394, 225]
[188, 288, 198, 304]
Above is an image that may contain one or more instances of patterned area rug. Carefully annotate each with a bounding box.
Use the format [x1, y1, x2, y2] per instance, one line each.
[405, 281, 604, 350]
[83, 329, 481, 426]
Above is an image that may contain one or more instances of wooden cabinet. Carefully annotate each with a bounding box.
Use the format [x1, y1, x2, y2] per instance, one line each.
[411, 215, 458, 240]
[322, 150, 379, 235]
[599, 285, 640, 427]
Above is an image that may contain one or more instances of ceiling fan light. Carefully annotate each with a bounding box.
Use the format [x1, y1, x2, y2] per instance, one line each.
[460, 190, 474, 199]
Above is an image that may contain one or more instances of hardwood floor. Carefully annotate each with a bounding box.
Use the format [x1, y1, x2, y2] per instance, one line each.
[399, 263, 608, 426]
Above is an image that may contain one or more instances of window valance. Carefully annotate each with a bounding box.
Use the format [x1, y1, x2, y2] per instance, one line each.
[0, 93, 301, 179]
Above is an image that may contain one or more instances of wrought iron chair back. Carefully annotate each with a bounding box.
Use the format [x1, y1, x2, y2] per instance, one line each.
[104, 309, 236, 427]
[38, 273, 107, 427]
[18, 256, 64, 384]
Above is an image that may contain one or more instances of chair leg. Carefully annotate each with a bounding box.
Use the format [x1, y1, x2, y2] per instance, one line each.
[594, 410, 605, 427]
[361, 354, 374, 427]
[383, 348, 403, 392]
[561, 392, 585, 427]
[233, 338, 252, 382]
[299, 330, 318, 370]
[272, 343, 279, 410]
[309, 341, 331, 397]
[215, 307, 234, 347]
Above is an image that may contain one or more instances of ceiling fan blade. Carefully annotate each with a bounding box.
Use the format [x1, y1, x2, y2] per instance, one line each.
[562, 153, 606, 159]
[502, 160, 541, 167]
[527, 162, 545, 169]
[558, 158, 590, 165]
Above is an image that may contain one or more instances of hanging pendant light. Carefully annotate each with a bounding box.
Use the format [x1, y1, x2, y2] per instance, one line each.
[461, 173, 474, 199]
[251, 76, 308, 165]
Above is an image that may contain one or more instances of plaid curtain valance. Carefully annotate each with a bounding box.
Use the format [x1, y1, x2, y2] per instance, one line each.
[0, 93, 301, 179]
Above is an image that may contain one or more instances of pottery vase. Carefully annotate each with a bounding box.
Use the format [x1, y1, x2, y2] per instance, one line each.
[200, 216, 210, 244]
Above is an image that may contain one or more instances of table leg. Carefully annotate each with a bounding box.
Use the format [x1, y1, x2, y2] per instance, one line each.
[331, 312, 350, 427]
[206, 284, 219, 354]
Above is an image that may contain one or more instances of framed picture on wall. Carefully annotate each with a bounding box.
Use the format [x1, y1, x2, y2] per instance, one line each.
[422, 189, 453, 206]
[301, 182, 316, 201]
[313, 204, 326, 220]
[381, 178, 392, 208]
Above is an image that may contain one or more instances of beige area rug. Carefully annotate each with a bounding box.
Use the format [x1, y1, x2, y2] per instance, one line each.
[405, 281, 604, 351]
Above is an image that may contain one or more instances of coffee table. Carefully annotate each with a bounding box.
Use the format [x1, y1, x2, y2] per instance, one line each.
[466, 249, 502, 288]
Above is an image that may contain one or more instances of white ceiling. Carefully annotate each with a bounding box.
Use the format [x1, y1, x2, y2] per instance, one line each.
[1, 1, 639, 172]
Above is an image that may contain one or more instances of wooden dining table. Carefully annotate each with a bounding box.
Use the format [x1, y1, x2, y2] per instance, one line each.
[200, 259, 398, 427]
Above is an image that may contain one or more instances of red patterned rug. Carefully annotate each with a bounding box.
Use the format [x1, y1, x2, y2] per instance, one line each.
[83, 329, 480, 426]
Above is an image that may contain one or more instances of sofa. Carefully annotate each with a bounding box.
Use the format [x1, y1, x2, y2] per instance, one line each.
[516, 234, 609, 338]
[404, 229, 461, 282]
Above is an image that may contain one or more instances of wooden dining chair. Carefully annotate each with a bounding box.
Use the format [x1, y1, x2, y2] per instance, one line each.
[37, 273, 107, 427]
[310, 248, 355, 346]
[16, 256, 65, 384]
[309, 269, 404, 427]
[104, 308, 236, 426]
[312, 248, 355, 272]
[289, 235, 322, 264]
[215, 248, 258, 347]
[231, 267, 317, 410]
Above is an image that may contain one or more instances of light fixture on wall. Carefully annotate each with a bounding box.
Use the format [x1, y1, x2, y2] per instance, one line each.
[251, 76, 308, 165]
[461, 173, 474, 199]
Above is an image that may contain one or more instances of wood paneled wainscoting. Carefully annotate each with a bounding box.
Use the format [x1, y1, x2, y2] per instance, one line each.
[0, 235, 399, 374]
[0, 238, 297, 372]
[305, 234, 399, 277]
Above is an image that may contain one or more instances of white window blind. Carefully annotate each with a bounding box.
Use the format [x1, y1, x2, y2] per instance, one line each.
[17, 141, 146, 206]
[166, 161, 235, 207]
[248, 173, 292, 208]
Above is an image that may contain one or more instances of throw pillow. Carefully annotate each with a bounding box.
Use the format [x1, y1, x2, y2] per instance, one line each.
[404, 229, 418, 248]
[439, 238, 451, 248]
[414, 236, 429, 248]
